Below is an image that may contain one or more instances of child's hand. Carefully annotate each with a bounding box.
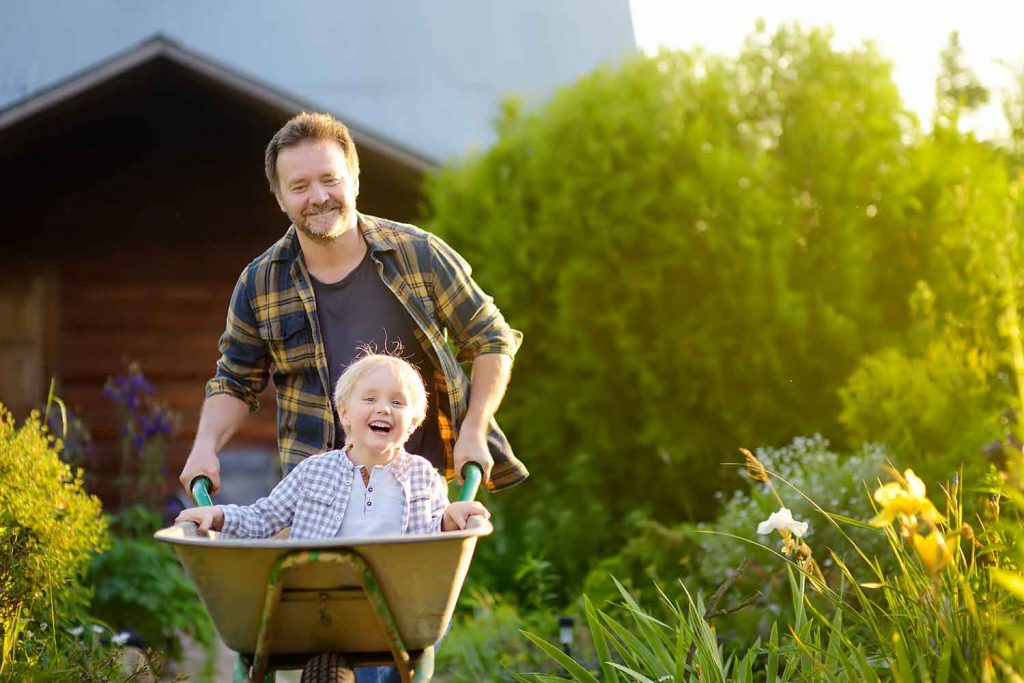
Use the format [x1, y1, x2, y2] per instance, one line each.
[175, 506, 224, 533]
[442, 501, 490, 531]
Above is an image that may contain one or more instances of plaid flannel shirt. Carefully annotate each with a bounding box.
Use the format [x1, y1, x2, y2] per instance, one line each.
[219, 449, 447, 539]
[206, 214, 529, 490]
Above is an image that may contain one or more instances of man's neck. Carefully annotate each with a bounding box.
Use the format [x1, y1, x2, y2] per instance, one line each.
[297, 220, 367, 284]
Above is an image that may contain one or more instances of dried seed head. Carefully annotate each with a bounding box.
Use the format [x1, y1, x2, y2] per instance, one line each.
[740, 448, 769, 483]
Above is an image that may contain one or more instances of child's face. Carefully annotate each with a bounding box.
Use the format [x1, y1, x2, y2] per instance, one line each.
[338, 365, 421, 456]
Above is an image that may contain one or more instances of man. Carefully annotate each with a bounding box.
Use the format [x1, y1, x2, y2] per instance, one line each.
[179, 112, 527, 496]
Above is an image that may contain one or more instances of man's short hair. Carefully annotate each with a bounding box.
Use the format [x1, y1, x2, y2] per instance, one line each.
[264, 112, 361, 193]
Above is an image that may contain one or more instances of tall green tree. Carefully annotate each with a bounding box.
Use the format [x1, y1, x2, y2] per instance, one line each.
[424, 25, 1019, 588]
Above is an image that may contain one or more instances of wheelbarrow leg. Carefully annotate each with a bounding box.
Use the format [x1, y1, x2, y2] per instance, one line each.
[235, 653, 275, 682]
[410, 646, 435, 683]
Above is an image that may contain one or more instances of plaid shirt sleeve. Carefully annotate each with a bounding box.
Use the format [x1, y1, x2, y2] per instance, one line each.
[405, 460, 449, 535]
[426, 234, 522, 363]
[219, 462, 303, 538]
[205, 266, 271, 413]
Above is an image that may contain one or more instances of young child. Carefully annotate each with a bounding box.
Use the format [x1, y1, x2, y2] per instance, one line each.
[176, 351, 489, 538]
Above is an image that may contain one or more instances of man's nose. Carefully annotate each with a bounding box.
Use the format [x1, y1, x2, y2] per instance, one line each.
[310, 183, 329, 204]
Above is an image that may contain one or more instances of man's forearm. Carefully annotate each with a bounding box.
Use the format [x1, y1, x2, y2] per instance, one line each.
[193, 393, 251, 450]
[460, 353, 512, 437]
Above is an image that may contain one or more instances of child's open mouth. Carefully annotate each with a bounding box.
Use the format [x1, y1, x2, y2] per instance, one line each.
[369, 421, 393, 435]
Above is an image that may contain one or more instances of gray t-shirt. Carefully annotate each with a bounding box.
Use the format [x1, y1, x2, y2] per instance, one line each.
[310, 249, 444, 469]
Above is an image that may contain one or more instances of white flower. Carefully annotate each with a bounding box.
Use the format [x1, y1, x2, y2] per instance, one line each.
[757, 507, 809, 538]
[112, 632, 131, 646]
[91, 624, 104, 634]
[68, 626, 84, 637]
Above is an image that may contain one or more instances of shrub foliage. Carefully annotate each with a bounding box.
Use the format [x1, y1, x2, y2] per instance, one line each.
[424, 26, 1024, 589]
[0, 405, 108, 671]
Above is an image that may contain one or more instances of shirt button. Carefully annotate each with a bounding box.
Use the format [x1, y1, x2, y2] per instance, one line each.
[367, 501, 372, 507]
[368, 487, 373, 492]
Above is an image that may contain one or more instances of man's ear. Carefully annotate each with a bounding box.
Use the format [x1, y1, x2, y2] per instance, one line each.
[274, 190, 287, 213]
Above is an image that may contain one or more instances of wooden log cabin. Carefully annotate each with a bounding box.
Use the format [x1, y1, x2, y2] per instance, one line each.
[0, 37, 431, 507]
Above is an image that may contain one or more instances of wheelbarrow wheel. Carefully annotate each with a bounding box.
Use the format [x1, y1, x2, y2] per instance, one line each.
[300, 653, 355, 683]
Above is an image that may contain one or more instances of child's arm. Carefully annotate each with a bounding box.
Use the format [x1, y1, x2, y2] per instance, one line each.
[442, 501, 490, 531]
[176, 505, 224, 532]
[200, 461, 307, 539]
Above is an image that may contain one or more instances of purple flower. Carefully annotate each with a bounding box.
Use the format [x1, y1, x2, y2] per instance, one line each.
[103, 370, 155, 412]
[140, 407, 175, 440]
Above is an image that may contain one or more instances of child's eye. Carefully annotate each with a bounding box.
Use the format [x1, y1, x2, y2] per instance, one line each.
[392, 400, 405, 406]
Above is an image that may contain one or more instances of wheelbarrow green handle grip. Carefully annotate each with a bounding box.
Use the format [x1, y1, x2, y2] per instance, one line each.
[457, 462, 484, 502]
[190, 475, 214, 507]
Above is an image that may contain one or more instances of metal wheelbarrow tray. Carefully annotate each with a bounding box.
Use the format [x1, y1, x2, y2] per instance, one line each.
[154, 520, 492, 681]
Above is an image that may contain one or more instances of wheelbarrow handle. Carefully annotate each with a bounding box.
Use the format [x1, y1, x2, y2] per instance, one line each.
[190, 475, 214, 507]
[457, 462, 484, 503]
[192, 465, 480, 505]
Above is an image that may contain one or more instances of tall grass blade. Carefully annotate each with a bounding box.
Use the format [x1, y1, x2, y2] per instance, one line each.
[583, 595, 619, 683]
[519, 630, 600, 682]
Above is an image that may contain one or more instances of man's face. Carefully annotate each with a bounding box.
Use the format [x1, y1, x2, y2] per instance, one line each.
[274, 139, 359, 243]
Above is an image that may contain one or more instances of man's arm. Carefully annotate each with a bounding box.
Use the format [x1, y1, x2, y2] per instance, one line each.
[453, 353, 511, 482]
[426, 233, 522, 362]
[178, 393, 250, 494]
[180, 266, 270, 495]
[425, 234, 521, 483]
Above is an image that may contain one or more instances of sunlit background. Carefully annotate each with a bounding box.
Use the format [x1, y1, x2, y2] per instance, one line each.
[5, 2, 1024, 678]
[630, 0, 1024, 138]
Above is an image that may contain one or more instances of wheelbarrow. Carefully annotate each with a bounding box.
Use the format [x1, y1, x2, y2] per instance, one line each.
[154, 464, 491, 682]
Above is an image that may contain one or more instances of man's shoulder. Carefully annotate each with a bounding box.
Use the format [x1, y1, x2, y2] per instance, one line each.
[238, 228, 298, 281]
[361, 214, 439, 251]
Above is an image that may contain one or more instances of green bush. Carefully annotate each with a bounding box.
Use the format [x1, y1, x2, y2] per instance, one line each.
[582, 435, 890, 643]
[0, 405, 108, 672]
[422, 24, 975, 589]
[88, 505, 215, 663]
[436, 588, 573, 683]
[840, 332, 1004, 485]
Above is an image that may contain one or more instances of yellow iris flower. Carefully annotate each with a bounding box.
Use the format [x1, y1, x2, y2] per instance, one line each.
[911, 531, 954, 574]
[869, 468, 944, 528]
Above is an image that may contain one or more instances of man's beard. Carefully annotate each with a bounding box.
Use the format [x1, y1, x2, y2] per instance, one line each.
[294, 200, 356, 244]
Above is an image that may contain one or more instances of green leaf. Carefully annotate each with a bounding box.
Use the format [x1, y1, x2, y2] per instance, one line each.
[992, 569, 1024, 601]
[583, 595, 618, 683]
[766, 622, 779, 683]
[519, 630, 599, 683]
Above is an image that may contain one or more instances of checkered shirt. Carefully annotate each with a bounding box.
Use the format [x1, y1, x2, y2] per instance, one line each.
[219, 449, 448, 540]
[205, 214, 529, 491]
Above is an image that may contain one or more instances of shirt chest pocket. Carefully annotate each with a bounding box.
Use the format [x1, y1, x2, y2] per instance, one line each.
[294, 478, 341, 535]
[261, 312, 316, 374]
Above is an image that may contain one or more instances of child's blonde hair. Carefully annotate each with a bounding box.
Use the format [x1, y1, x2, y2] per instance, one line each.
[333, 351, 429, 424]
